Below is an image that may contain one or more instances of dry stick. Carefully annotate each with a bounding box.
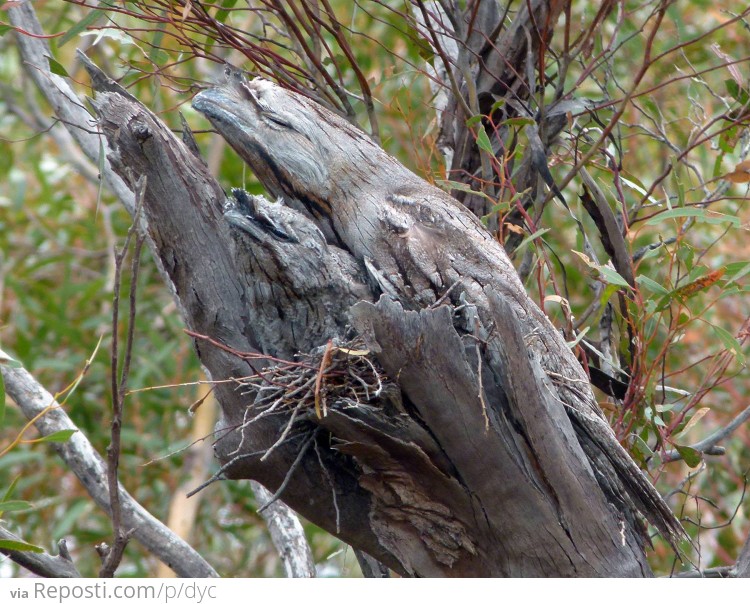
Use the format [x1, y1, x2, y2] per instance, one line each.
[313, 340, 334, 419]
[256, 430, 319, 514]
[259, 399, 307, 463]
[99, 175, 147, 578]
[268, 0, 355, 119]
[314, 0, 381, 141]
[313, 437, 340, 535]
[250, 482, 316, 578]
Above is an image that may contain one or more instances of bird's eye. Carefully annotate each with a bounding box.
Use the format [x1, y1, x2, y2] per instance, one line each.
[263, 113, 293, 130]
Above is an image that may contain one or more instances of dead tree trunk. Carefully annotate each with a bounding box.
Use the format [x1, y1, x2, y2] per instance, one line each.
[84, 53, 683, 577]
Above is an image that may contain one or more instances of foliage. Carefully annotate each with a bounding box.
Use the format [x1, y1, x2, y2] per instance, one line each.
[0, 0, 748, 576]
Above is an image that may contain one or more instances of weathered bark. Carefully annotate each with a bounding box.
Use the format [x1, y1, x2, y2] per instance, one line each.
[79, 52, 686, 576]
[86, 67, 407, 575]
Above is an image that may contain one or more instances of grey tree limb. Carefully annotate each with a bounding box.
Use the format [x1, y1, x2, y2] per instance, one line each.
[86, 83, 403, 574]
[0, 364, 219, 578]
[24, 47, 686, 574]
[251, 482, 316, 578]
[8, 0, 134, 213]
[11, 1, 687, 576]
[76, 61, 682, 575]
[0, 526, 80, 579]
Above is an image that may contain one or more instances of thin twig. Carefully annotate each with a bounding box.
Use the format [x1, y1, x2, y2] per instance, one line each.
[100, 174, 146, 578]
[257, 430, 318, 514]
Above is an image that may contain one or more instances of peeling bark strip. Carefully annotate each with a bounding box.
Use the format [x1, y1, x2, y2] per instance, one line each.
[83, 53, 683, 575]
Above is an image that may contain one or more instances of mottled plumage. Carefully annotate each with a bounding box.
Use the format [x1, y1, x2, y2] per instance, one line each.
[193, 67, 685, 551]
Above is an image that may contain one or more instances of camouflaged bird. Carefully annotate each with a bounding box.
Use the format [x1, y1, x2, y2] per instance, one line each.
[193, 67, 686, 552]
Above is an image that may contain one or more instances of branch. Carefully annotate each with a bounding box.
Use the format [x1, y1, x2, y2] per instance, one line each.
[86, 83, 401, 573]
[250, 482, 315, 578]
[663, 405, 750, 463]
[194, 72, 686, 560]
[0, 526, 80, 578]
[0, 362, 219, 578]
[8, 0, 134, 213]
[99, 177, 147, 578]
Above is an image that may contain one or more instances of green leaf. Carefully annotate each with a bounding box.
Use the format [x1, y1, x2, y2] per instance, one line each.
[46, 55, 69, 78]
[437, 180, 493, 201]
[719, 126, 739, 153]
[57, 9, 104, 48]
[513, 228, 550, 254]
[672, 159, 685, 207]
[674, 445, 702, 468]
[572, 251, 631, 289]
[2, 476, 20, 503]
[701, 214, 741, 227]
[725, 261, 750, 285]
[646, 207, 704, 223]
[712, 324, 745, 364]
[677, 244, 695, 271]
[35, 429, 77, 444]
[636, 275, 670, 296]
[488, 201, 510, 215]
[0, 539, 45, 554]
[0, 500, 34, 513]
[476, 128, 493, 154]
[718, 285, 750, 302]
[726, 79, 750, 105]
[148, 26, 167, 64]
[712, 148, 726, 179]
[490, 99, 505, 113]
[632, 435, 654, 460]
[465, 114, 483, 127]
[646, 207, 739, 227]
[621, 176, 659, 205]
[215, 0, 240, 24]
[598, 266, 631, 289]
[566, 326, 589, 349]
[503, 116, 535, 128]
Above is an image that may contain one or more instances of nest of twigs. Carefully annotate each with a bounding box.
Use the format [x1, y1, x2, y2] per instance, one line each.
[186, 330, 390, 467]
[204, 336, 388, 463]
[237, 338, 386, 418]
